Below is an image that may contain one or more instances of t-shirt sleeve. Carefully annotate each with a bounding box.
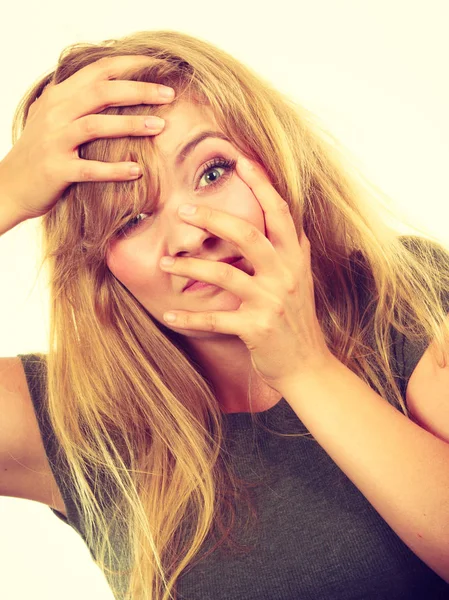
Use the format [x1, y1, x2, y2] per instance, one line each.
[350, 236, 449, 405]
[16, 353, 84, 533]
[390, 236, 449, 402]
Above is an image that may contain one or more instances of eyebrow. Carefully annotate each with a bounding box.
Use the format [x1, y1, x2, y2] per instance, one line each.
[175, 130, 231, 167]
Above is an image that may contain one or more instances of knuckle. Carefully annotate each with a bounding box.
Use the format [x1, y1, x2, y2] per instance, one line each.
[205, 312, 217, 331]
[96, 56, 115, 76]
[127, 116, 139, 134]
[131, 81, 147, 104]
[79, 163, 96, 181]
[279, 200, 291, 215]
[92, 80, 108, 105]
[273, 301, 286, 317]
[243, 224, 260, 244]
[81, 115, 99, 135]
[203, 207, 213, 222]
[218, 263, 233, 282]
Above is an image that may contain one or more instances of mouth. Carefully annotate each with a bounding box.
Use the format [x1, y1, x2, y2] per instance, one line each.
[183, 256, 243, 292]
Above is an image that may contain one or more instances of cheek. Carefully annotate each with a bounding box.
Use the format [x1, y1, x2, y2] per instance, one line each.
[106, 245, 153, 289]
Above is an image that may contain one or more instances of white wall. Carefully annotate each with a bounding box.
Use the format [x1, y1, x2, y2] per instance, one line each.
[1, 1, 448, 598]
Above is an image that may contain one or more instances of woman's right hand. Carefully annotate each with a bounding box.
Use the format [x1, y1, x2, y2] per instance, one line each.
[0, 55, 175, 221]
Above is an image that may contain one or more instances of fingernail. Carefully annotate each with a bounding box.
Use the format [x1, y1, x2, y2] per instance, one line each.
[160, 86, 175, 98]
[164, 312, 177, 322]
[160, 256, 175, 266]
[179, 204, 197, 215]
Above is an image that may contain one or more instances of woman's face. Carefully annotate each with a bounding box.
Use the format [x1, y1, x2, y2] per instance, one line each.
[106, 100, 266, 338]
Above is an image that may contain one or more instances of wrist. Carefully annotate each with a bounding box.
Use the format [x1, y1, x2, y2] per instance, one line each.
[0, 159, 31, 235]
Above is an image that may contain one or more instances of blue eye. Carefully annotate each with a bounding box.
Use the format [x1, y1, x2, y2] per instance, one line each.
[117, 156, 236, 237]
[196, 157, 236, 191]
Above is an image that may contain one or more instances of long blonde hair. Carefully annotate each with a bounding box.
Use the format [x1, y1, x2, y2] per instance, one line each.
[12, 30, 449, 600]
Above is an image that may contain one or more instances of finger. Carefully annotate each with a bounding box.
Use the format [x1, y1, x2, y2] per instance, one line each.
[61, 80, 174, 124]
[51, 55, 175, 122]
[161, 256, 253, 300]
[68, 114, 165, 150]
[163, 309, 244, 335]
[177, 207, 276, 276]
[66, 158, 144, 183]
[236, 156, 299, 250]
[55, 55, 159, 95]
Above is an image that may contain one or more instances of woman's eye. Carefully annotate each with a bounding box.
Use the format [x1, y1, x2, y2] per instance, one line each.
[196, 157, 236, 191]
[116, 212, 152, 238]
[116, 156, 237, 237]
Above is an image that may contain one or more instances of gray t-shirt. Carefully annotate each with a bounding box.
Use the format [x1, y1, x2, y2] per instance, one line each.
[17, 238, 449, 599]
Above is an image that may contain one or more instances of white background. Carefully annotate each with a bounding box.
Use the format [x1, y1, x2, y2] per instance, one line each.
[0, 1, 448, 598]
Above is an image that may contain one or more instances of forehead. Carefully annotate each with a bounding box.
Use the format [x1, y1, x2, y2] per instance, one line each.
[154, 100, 221, 160]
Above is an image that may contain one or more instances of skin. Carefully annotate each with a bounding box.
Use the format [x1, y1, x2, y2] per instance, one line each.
[106, 99, 283, 413]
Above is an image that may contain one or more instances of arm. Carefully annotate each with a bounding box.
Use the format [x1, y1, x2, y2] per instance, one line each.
[279, 355, 449, 583]
[0, 198, 29, 236]
[0, 160, 31, 236]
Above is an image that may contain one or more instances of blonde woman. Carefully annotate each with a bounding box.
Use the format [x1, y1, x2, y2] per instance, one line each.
[1, 30, 449, 600]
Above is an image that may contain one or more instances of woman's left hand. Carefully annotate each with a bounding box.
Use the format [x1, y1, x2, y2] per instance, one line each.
[160, 156, 334, 395]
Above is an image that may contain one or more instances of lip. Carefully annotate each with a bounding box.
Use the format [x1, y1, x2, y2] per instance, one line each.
[183, 256, 243, 292]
